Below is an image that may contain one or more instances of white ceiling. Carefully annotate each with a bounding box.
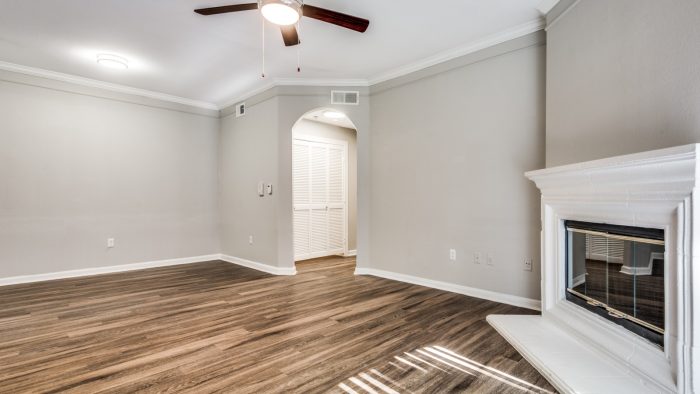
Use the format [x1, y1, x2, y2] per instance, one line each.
[0, 0, 543, 108]
[303, 108, 356, 129]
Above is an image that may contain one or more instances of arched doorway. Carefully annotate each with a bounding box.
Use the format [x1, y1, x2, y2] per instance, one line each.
[291, 108, 358, 266]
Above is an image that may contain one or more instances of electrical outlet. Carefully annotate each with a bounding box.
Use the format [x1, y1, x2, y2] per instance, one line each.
[473, 252, 481, 264]
[449, 249, 457, 261]
[486, 253, 494, 266]
[524, 258, 533, 271]
[107, 238, 115, 248]
[249, 235, 254, 245]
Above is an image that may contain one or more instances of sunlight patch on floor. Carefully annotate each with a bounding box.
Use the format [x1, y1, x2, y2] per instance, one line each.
[338, 346, 554, 393]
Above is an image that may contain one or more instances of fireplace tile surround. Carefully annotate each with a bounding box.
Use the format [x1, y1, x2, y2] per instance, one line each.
[488, 144, 700, 393]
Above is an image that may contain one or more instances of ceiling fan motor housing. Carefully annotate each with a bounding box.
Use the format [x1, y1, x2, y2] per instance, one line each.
[196, 2, 369, 33]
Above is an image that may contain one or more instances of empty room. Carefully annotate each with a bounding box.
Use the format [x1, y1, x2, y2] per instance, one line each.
[1, 0, 699, 393]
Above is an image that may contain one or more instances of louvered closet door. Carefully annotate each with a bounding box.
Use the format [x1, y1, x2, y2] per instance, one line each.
[293, 142, 311, 258]
[293, 137, 347, 261]
[326, 145, 345, 254]
[309, 143, 329, 256]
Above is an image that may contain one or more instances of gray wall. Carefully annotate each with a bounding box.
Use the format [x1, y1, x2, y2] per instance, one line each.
[0, 76, 220, 277]
[2, 29, 546, 307]
[219, 97, 280, 266]
[368, 38, 546, 300]
[546, 0, 700, 166]
[219, 86, 371, 269]
[292, 119, 358, 252]
[215, 35, 546, 301]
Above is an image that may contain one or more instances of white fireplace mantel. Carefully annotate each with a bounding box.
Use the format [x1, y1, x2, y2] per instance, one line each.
[488, 144, 700, 394]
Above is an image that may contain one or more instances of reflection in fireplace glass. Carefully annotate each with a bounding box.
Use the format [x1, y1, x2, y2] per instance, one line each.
[565, 221, 664, 347]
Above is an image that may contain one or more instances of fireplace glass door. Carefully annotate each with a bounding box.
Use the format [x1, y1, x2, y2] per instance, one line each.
[565, 221, 665, 347]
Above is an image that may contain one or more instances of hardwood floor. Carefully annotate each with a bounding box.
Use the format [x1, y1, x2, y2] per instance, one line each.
[0, 256, 555, 393]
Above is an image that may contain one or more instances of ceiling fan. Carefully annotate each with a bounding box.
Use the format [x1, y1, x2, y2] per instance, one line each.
[194, 0, 370, 47]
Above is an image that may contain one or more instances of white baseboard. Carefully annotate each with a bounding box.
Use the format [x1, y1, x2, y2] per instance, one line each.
[219, 254, 297, 276]
[354, 267, 541, 311]
[344, 250, 357, 257]
[0, 254, 221, 287]
[0, 253, 298, 287]
[572, 273, 586, 287]
[619, 252, 662, 276]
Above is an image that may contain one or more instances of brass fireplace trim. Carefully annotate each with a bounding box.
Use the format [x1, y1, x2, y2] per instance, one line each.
[566, 227, 665, 246]
[566, 288, 665, 335]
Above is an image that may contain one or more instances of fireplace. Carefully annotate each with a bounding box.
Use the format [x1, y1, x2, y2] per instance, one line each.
[565, 220, 665, 347]
[486, 145, 700, 393]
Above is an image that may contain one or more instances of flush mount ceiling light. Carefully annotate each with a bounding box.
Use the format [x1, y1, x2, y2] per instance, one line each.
[260, 0, 301, 26]
[323, 111, 345, 119]
[96, 53, 128, 70]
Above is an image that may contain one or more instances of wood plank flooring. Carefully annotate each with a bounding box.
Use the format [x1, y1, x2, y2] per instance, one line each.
[0, 256, 556, 393]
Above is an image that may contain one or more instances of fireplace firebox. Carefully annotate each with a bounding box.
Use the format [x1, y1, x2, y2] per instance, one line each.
[565, 220, 665, 347]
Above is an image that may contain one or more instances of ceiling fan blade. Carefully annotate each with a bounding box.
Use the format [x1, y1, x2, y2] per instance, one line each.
[302, 4, 369, 33]
[280, 25, 300, 47]
[194, 3, 258, 15]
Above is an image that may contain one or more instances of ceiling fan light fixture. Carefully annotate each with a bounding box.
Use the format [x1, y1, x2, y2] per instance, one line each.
[260, 0, 301, 26]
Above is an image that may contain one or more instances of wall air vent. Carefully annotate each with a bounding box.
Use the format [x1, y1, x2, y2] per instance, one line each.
[235, 102, 246, 117]
[331, 91, 360, 106]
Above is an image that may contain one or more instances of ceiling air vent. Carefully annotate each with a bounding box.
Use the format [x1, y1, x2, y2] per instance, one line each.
[235, 102, 246, 117]
[331, 91, 360, 106]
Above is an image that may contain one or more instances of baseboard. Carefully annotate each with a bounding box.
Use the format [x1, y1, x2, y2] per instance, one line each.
[354, 267, 541, 311]
[219, 254, 297, 276]
[0, 254, 221, 287]
[572, 273, 586, 287]
[0, 253, 297, 287]
[344, 250, 357, 257]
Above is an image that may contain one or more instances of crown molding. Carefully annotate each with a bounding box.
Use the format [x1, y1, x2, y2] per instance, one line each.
[536, 0, 561, 15]
[218, 80, 277, 110]
[274, 77, 368, 87]
[1, 18, 546, 112]
[0, 61, 219, 110]
[217, 77, 369, 109]
[365, 18, 545, 86]
[217, 19, 545, 108]
[545, 0, 580, 31]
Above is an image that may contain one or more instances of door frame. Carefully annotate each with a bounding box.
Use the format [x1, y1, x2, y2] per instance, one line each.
[293, 134, 349, 261]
